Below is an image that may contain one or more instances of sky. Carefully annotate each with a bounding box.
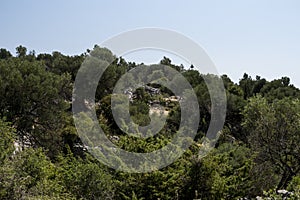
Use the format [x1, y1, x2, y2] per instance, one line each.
[1, 0, 300, 87]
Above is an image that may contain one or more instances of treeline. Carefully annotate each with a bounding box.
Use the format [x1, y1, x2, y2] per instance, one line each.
[1, 45, 300, 199]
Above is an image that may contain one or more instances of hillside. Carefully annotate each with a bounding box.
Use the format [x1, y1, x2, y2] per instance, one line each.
[1, 45, 300, 199]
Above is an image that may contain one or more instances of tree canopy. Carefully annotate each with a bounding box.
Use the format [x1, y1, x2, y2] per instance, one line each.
[0, 45, 300, 199]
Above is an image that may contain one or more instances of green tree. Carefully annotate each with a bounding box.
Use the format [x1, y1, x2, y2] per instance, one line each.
[243, 96, 300, 189]
[56, 152, 115, 200]
[183, 143, 256, 199]
[0, 119, 15, 164]
[16, 45, 27, 57]
[160, 56, 182, 71]
[0, 48, 12, 59]
[0, 148, 76, 200]
[239, 73, 255, 99]
[221, 75, 246, 142]
[37, 51, 85, 80]
[0, 58, 72, 156]
[260, 77, 300, 101]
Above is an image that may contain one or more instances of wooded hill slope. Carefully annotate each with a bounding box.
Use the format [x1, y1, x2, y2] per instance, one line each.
[1, 45, 300, 199]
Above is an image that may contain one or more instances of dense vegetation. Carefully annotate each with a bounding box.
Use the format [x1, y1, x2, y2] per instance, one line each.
[1, 45, 300, 199]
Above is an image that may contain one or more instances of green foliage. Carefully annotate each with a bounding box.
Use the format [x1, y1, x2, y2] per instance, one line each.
[0, 119, 15, 164]
[1, 46, 300, 199]
[0, 48, 12, 59]
[243, 96, 300, 189]
[16, 45, 27, 57]
[0, 148, 114, 200]
[262, 189, 300, 200]
[0, 148, 75, 199]
[182, 143, 255, 199]
[115, 156, 189, 200]
[287, 176, 300, 193]
[56, 152, 115, 200]
[37, 51, 84, 80]
[0, 57, 72, 156]
[260, 77, 300, 101]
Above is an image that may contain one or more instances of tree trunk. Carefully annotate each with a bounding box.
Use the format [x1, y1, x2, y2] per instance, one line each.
[277, 170, 294, 190]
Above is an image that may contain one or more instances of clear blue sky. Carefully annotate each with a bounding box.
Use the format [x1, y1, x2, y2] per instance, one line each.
[1, 0, 300, 87]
